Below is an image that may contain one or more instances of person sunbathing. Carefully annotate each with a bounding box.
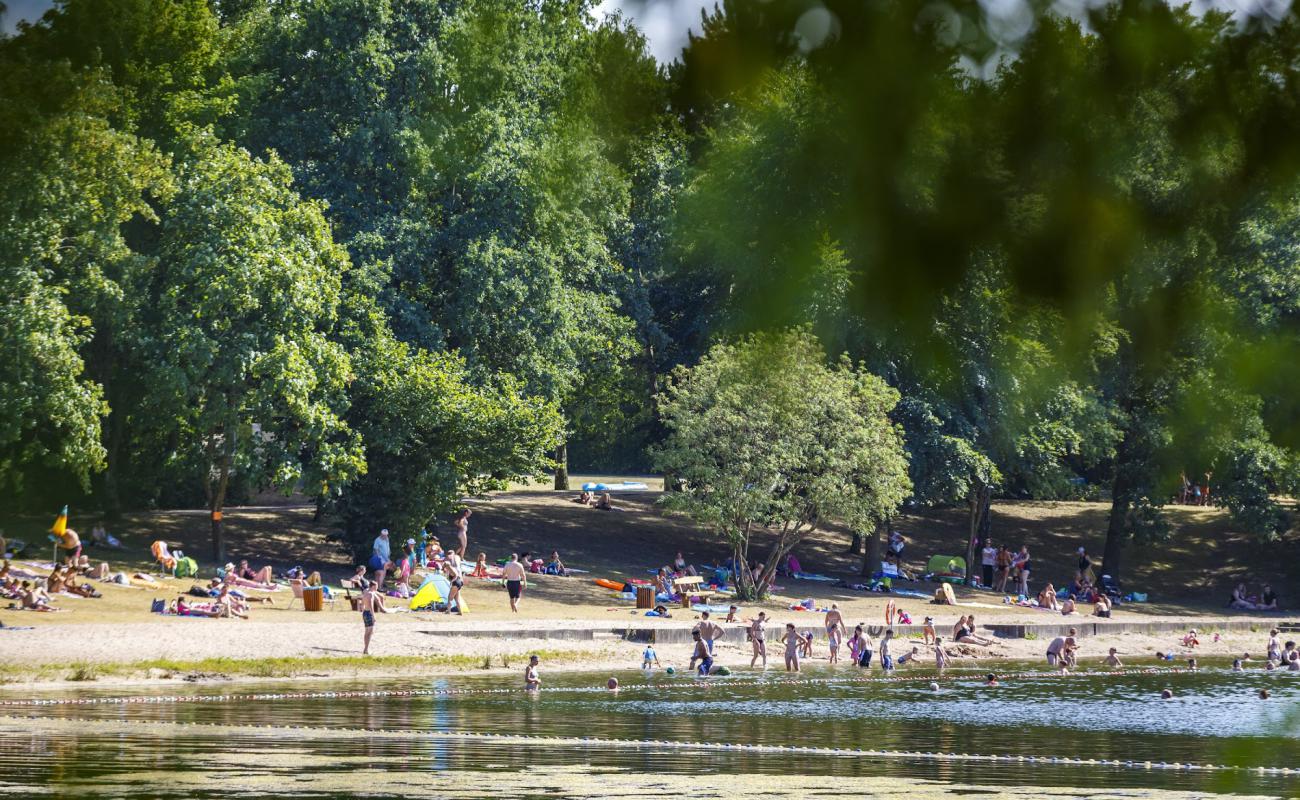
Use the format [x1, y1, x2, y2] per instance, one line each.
[546, 551, 569, 577]
[222, 566, 276, 591]
[175, 596, 222, 617]
[954, 615, 997, 647]
[1038, 583, 1060, 611]
[20, 581, 58, 611]
[215, 585, 250, 618]
[595, 492, 614, 510]
[574, 490, 594, 505]
[238, 560, 274, 585]
[469, 552, 489, 578]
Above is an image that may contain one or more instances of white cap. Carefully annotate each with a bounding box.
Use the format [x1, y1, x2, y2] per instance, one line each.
[1077, 547, 1085, 554]
[406, 538, 416, 545]
[380, 529, 389, 536]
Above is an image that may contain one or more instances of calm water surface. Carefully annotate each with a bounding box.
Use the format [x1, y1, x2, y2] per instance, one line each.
[1, 662, 1297, 798]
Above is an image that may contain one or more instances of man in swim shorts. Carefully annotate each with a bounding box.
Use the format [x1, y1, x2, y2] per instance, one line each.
[879, 628, 895, 671]
[694, 611, 725, 655]
[689, 630, 713, 676]
[1046, 635, 1074, 670]
[502, 553, 526, 613]
[359, 582, 387, 655]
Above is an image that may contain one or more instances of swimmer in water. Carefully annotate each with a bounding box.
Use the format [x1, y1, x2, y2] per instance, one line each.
[525, 655, 541, 691]
[1259, 688, 1271, 699]
[929, 682, 941, 692]
[1232, 659, 1243, 672]
[985, 672, 999, 686]
[1160, 688, 1173, 699]
[934, 636, 950, 670]
[606, 677, 619, 691]
[1187, 657, 1198, 671]
[1105, 647, 1122, 668]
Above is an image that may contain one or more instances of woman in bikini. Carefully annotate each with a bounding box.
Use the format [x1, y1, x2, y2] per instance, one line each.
[749, 612, 768, 668]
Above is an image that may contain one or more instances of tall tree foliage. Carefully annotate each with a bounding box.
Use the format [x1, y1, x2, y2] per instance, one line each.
[653, 330, 911, 599]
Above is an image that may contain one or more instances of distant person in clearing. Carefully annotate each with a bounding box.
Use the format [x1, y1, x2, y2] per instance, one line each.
[502, 553, 527, 613]
[781, 623, 801, 672]
[453, 508, 471, 557]
[359, 580, 388, 655]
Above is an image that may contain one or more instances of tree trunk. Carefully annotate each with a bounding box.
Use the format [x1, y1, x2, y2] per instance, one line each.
[966, 482, 990, 586]
[861, 519, 885, 577]
[846, 532, 862, 555]
[1101, 422, 1140, 584]
[553, 442, 569, 491]
[208, 423, 235, 565]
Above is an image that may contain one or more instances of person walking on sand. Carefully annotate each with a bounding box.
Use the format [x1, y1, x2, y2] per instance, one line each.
[502, 553, 526, 613]
[781, 623, 801, 672]
[442, 549, 465, 614]
[525, 655, 541, 690]
[359, 581, 388, 655]
[453, 508, 471, 557]
[749, 612, 768, 668]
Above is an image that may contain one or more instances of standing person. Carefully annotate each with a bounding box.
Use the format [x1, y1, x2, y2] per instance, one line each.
[1076, 547, 1094, 583]
[689, 630, 714, 676]
[502, 553, 526, 613]
[780, 623, 801, 672]
[524, 655, 541, 690]
[995, 545, 1013, 593]
[370, 529, 392, 589]
[1267, 628, 1282, 663]
[980, 539, 998, 588]
[442, 549, 465, 615]
[749, 612, 768, 668]
[453, 509, 471, 557]
[880, 629, 895, 671]
[825, 603, 846, 663]
[359, 580, 387, 655]
[934, 637, 950, 670]
[1013, 546, 1032, 597]
[1046, 634, 1074, 671]
[694, 611, 725, 655]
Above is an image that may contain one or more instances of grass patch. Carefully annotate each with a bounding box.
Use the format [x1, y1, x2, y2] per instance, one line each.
[0, 648, 586, 685]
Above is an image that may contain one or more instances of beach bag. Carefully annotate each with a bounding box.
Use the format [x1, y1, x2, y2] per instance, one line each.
[173, 556, 198, 578]
[150, 598, 166, 613]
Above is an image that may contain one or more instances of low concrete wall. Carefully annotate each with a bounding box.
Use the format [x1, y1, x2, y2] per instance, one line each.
[983, 619, 1262, 640]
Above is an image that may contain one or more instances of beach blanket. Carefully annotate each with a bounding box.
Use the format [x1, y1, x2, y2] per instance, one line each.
[892, 589, 933, 601]
[792, 573, 837, 582]
[690, 603, 735, 614]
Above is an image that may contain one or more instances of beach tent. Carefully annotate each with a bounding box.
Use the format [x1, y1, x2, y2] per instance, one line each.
[409, 573, 467, 613]
[925, 554, 967, 583]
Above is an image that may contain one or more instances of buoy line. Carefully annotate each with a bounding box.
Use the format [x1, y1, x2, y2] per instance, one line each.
[0, 667, 1194, 709]
[0, 713, 1288, 776]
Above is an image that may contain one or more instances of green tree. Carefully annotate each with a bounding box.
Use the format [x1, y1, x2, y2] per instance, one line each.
[146, 136, 364, 561]
[653, 330, 911, 599]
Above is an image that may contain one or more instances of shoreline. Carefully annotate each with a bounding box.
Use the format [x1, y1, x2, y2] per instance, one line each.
[0, 616, 1273, 694]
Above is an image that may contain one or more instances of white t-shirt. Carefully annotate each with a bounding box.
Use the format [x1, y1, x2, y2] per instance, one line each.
[981, 546, 997, 566]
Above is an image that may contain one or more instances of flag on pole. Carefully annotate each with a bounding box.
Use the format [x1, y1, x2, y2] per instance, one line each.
[50, 505, 68, 537]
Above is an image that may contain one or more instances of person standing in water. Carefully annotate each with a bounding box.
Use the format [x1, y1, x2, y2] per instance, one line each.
[694, 611, 725, 655]
[749, 612, 768, 668]
[359, 581, 387, 655]
[781, 623, 801, 672]
[880, 629, 896, 671]
[689, 630, 714, 676]
[824, 604, 846, 664]
[452, 508, 471, 557]
[525, 655, 541, 690]
[502, 553, 526, 613]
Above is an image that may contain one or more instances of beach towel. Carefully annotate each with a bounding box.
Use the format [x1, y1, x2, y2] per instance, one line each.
[792, 572, 837, 582]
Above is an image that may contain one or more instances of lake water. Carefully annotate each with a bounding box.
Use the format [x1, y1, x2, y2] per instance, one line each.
[1, 662, 1297, 798]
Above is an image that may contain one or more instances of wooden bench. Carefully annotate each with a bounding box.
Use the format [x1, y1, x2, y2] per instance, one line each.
[673, 575, 708, 608]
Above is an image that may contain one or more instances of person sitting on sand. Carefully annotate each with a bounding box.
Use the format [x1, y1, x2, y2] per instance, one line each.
[470, 552, 489, 579]
[1230, 582, 1256, 610]
[1094, 594, 1112, 618]
[595, 492, 614, 510]
[545, 551, 569, 577]
[1182, 629, 1200, 648]
[21, 581, 59, 611]
[1037, 583, 1060, 611]
[1259, 583, 1279, 611]
[1060, 597, 1077, 615]
[214, 585, 250, 619]
[673, 551, 697, 577]
[955, 615, 997, 647]
[237, 559, 273, 585]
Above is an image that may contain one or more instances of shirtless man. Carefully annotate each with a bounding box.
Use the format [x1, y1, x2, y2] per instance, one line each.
[502, 553, 526, 613]
[693, 611, 725, 655]
[1046, 634, 1075, 671]
[1105, 647, 1123, 667]
[749, 611, 768, 668]
[359, 582, 387, 655]
[689, 630, 713, 676]
[824, 604, 846, 663]
[525, 655, 541, 690]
